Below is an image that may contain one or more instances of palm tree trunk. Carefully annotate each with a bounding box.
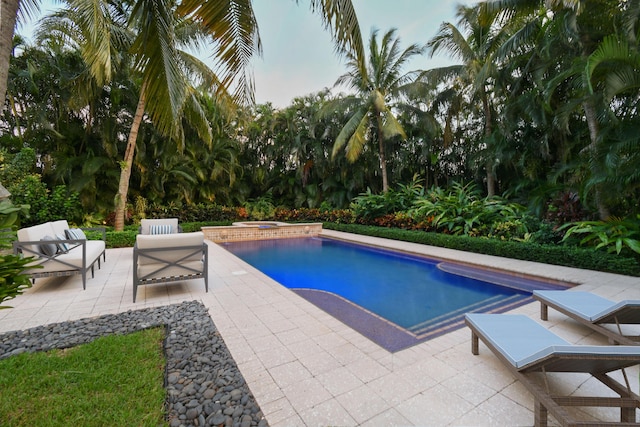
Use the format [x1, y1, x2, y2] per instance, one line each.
[482, 93, 496, 197]
[376, 114, 389, 192]
[114, 87, 147, 231]
[0, 0, 20, 106]
[582, 98, 610, 220]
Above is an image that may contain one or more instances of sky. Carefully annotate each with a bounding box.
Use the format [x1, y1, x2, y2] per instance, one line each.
[249, 0, 476, 106]
[18, 0, 477, 108]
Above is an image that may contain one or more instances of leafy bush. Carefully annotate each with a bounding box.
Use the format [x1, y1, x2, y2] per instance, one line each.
[274, 207, 355, 223]
[243, 196, 275, 220]
[105, 230, 137, 248]
[146, 203, 245, 222]
[560, 216, 640, 256]
[350, 176, 424, 219]
[408, 182, 529, 239]
[323, 223, 640, 276]
[0, 199, 34, 309]
[545, 191, 589, 224]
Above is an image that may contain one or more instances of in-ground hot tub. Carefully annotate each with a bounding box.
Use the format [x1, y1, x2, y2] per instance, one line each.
[202, 221, 322, 243]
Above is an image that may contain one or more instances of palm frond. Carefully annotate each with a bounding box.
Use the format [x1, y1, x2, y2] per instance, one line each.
[331, 106, 366, 159]
[177, 0, 261, 105]
[308, 0, 365, 75]
[130, 0, 187, 138]
[344, 111, 370, 163]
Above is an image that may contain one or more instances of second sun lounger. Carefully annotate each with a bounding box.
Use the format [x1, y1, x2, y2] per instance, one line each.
[465, 313, 640, 426]
[533, 290, 640, 345]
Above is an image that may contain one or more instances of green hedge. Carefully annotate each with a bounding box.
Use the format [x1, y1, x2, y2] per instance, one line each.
[104, 221, 233, 248]
[323, 223, 640, 277]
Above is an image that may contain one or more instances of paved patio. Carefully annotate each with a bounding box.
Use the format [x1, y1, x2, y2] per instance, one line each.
[2, 229, 640, 426]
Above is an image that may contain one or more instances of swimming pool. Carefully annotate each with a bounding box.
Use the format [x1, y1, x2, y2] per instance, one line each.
[222, 237, 570, 351]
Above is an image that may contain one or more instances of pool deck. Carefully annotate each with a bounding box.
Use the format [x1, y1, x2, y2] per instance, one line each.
[2, 229, 640, 426]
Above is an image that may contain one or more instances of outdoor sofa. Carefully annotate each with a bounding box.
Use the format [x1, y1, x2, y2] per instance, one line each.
[13, 220, 106, 289]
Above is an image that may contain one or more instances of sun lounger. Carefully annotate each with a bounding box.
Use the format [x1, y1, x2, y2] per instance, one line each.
[465, 313, 640, 426]
[533, 290, 640, 345]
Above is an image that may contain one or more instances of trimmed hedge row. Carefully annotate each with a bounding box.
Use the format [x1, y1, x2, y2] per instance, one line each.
[323, 223, 640, 277]
[104, 221, 233, 248]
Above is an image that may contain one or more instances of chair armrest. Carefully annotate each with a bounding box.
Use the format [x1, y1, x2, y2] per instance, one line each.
[13, 238, 86, 259]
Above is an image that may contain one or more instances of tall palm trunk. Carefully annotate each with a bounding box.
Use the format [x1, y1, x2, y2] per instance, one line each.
[482, 93, 496, 197]
[114, 85, 147, 231]
[0, 0, 20, 106]
[376, 111, 389, 192]
[582, 97, 610, 220]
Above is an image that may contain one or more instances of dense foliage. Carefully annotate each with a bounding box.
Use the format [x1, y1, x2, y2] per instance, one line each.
[1, 0, 639, 274]
[0, 199, 33, 308]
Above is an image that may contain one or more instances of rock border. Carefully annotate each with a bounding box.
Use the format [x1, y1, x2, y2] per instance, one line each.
[0, 300, 267, 427]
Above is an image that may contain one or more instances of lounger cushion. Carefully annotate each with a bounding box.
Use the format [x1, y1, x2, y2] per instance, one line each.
[466, 313, 640, 372]
[466, 313, 569, 367]
[533, 291, 613, 321]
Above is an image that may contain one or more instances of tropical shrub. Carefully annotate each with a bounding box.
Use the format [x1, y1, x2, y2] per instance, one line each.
[0, 199, 34, 309]
[243, 196, 275, 220]
[351, 176, 424, 219]
[409, 182, 528, 239]
[560, 216, 640, 257]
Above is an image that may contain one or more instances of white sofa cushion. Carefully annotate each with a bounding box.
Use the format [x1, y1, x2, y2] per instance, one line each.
[24, 240, 106, 273]
[140, 218, 179, 235]
[50, 220, 71, 236]
[17, 222, 57, 258]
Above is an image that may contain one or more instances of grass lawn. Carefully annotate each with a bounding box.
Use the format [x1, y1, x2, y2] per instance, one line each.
[0, 327, 166, 426]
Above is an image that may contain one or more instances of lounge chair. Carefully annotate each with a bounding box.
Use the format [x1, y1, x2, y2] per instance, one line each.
[465, 313, 640, 426]
[533, 290, 640, 345]
[133, 231, 208, 302]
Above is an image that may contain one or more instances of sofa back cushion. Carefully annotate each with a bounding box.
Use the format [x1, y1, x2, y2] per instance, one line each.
[136, 232, 204, 266]
[50, 220, 71, 236]
[140, 218, 179, 235]
[17, 222, 58, 258]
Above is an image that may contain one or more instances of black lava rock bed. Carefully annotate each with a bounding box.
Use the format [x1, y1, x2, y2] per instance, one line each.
[0, 300, 268, 427]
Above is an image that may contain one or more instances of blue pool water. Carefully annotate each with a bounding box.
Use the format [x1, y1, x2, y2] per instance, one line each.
[223, 237, 567, 345]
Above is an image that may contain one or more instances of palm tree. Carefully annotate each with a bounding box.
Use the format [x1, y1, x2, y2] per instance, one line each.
[325, 28, 426, 192]
[426, 5, 513, 197]
[3, 0, 364, 229]
[0, 0, 40, 105]
[35, 0, 227, 230]
[485, 0, 630, 218]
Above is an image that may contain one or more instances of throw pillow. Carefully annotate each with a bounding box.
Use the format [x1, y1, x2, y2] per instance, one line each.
[39, 235, 58, 257]
[55, 233, 70, 253]
[150, 224, 173, 235]
[65, 228, 87, 240]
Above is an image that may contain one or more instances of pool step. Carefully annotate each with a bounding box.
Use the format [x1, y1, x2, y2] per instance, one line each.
[409, 294, 530, 337]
